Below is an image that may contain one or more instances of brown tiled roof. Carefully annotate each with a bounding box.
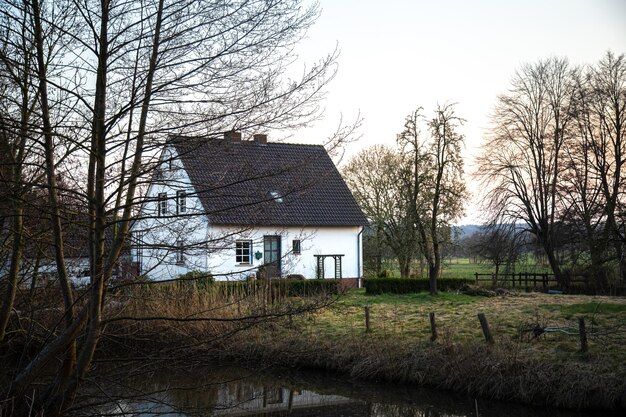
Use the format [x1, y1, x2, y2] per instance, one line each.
[171, 137, 368, 227]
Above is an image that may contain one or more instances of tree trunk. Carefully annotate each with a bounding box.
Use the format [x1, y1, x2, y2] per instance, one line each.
[0, 206, 23, 341]
[428, 243, 441, 295]
[30, 0, 77, 409]
[399, 258, 411, 279]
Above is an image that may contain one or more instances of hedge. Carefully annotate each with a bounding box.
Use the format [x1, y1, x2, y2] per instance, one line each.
[279, 279, 340, 296]
[363, 278, 472, 295]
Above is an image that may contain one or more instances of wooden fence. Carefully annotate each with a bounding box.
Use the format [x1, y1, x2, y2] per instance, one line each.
[473, 272, 585, 290]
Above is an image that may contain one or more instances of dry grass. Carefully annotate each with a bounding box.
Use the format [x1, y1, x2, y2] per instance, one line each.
[102, 281, 337, 355]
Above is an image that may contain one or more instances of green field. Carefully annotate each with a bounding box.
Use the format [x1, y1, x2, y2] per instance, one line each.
[373, 257, 553, 279]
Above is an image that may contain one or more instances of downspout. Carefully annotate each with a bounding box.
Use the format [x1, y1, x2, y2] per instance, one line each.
[357, 226, 364, 288]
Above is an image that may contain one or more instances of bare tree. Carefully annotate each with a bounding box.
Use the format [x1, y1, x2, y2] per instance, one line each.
[573, 52, 626, 282]
[472, 224, 524, 278]
[477, 58, 578, 287]
[343, 145, 417, 278]
[0, 0, 340, 414]
[398, 104, 467, 294]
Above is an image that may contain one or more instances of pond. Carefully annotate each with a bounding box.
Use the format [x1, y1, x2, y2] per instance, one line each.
[77, 363, 610, 417]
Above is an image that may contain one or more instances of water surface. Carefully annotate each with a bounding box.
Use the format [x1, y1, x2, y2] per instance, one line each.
[77, 363, 611, 417]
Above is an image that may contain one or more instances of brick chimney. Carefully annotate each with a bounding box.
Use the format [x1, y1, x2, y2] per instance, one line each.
[224, 131, 242, 142]
[253, 134, 267, 145]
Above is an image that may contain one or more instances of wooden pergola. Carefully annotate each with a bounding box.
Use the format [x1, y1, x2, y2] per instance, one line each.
[314, 254, 344, 279]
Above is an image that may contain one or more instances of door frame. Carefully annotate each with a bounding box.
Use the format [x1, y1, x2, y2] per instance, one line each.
[263, 235, 282, 277]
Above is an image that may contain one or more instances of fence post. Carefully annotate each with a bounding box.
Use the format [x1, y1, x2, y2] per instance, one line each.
[365, 306, 371, 333]
[429, 312, 437, 341]
[478, 313, 494, 344]
[525, 273, 529, 291]
[578, 318, 588, 353]
[475, 272, 478, 284]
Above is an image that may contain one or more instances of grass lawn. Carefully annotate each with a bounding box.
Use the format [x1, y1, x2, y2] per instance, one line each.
[377, 257, 553, 279]
[295, 289, 626, 363]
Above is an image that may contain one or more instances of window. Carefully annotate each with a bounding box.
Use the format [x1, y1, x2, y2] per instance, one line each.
[176, 240, 184, 264]
[176, 190, 186, 214]
[236, 240, 252, 264]
[134, 231, 144, 268]
[292, 239, 301, 255]
[158, 193, 168, 216]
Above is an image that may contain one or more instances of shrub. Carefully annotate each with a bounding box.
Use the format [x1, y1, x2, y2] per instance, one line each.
[363, 277, 472, 295]
[378, 269, 392, 278]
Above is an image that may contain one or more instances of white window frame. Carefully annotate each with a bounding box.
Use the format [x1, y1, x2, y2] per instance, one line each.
[158, 192, 168, 216]
[176, 190, 186, 214]
[292, 239, 301, 255]
[176, 240, 184, 265]
[235, 240, 252, 264]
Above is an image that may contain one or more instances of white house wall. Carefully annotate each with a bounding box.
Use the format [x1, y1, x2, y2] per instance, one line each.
[131, 145, 210, 280]
[205, 225, 362, 281]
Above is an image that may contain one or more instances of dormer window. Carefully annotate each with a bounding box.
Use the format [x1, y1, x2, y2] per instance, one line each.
[269, 191, 283, 203]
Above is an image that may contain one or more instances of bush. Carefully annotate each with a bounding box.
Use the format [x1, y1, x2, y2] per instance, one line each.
[363, 277, 472, 295]
[378, 269, 392, 278]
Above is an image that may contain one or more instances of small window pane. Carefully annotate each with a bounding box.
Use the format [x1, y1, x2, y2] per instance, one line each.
[176, 240, 184, 264]
[177, 190, 186, 214]
[236, 240, 252, 263]
[292, 239, 301, 255]
[158, 193, 168, 216]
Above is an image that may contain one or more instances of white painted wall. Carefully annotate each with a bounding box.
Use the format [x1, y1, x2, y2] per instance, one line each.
[131, 145, 210, 280]
[131, 145, 364, 282]
[205, 225, 362, 281]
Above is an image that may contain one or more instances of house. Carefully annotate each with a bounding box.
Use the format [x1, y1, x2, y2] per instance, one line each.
[7, 214, 135, 288]
[130, 132, 368, 287]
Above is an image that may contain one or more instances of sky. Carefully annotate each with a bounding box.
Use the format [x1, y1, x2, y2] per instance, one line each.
[285, 0, 626, 224]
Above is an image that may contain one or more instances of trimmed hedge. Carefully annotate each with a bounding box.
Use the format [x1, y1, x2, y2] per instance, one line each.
[363, 278, 472, 295]
[280, 279, 340, 296]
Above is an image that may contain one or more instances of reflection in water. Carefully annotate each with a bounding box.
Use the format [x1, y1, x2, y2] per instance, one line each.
[77, 364, 607, 417]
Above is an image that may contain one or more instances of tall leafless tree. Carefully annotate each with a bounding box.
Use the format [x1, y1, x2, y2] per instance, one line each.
[0, 0, 341, 414]
[398, 104, 467, 294]
[573, 52, 626, 282]
[477, 58, 578, 287]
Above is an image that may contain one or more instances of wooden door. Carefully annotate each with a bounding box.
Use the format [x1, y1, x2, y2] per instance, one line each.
[263, 235, 281, 278]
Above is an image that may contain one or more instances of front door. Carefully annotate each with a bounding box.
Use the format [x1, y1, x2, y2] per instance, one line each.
[263, 235, 281, 278]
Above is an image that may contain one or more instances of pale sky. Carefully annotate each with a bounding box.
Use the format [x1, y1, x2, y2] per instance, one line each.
[286, 0, 626, 224]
